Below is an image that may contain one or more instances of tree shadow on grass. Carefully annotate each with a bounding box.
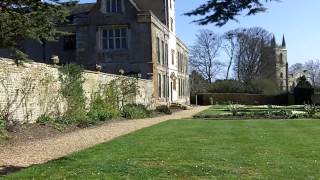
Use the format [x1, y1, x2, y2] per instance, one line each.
[0, 166, 25, 176]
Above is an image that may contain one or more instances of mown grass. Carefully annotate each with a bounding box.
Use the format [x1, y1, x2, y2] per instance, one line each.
[3, 119, 320, 179]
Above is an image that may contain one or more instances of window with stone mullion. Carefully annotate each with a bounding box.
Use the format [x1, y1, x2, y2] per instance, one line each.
[106, 0, 122, 13]
[102, 28, 127, 50]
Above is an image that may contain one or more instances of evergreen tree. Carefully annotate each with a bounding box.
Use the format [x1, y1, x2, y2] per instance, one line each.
[0, 0, 75, 59]
[185, 0, 277, 26]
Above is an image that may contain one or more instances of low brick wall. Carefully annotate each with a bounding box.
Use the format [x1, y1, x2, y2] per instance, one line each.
[0, 58, 153, 123]
[195, 93, 288, 105]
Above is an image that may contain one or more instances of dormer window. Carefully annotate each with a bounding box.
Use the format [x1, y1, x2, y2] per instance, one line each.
[106, 0, 123, 13]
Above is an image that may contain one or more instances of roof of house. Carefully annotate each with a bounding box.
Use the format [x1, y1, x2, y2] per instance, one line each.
[68, 1, 165, 19]
[69, 3, 95, 15]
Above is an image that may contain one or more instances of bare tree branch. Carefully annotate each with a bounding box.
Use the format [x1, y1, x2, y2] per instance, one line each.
[190, 30, 223, 82]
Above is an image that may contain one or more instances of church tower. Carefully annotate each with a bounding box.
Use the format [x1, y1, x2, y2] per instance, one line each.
[274, 35, 288, 92]
[261, 35, 289, 92]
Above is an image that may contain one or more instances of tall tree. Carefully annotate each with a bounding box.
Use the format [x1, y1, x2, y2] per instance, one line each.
[289, 63, 305, 75]
[233, 27, 273, 83]
[185, 0, 277, 26]
[223, 30, 238, 80]
[304, 59, 320, 86]
[0, 0, 74, 59]
[189, 30, 223, 82]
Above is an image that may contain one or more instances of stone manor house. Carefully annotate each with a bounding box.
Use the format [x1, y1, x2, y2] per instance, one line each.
[0, 0, 190, 106]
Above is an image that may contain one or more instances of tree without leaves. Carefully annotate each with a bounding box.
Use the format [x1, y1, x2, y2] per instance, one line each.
[185, 0, 277, 26]
[233, 27, 273, 83]
[223, 30, 238, 80]
[189, 70, 210, 95]
[289, 63, 304, 75]
[0, 0, 74, 59]
[189, 30, 224, 83]
[304, 59, 320, 86]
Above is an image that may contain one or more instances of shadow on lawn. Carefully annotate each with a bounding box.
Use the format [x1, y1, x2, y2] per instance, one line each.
[0, 166, 25, 176]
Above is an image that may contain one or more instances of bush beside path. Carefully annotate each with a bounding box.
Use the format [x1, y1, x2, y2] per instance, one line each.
[0, 106, 210, 169]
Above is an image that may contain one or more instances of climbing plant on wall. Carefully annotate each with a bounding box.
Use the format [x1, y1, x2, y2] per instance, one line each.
[59, 64, 87, 121]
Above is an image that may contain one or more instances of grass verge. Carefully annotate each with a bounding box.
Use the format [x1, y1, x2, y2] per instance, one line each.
[3, 119, 320, 179]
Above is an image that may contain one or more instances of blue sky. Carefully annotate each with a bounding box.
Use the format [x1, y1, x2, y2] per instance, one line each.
[80, 0, 320, 65]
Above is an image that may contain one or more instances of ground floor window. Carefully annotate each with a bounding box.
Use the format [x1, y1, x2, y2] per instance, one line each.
[162, 74, 166, 98]
[158, 74, 162, 98]
[178, 78, 188, 98]
[158, 73, 169, 98]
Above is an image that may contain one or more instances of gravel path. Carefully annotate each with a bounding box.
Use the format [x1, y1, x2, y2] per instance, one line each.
[0, 106, 209, 169]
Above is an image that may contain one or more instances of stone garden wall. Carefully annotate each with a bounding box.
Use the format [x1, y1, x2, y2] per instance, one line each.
[0, 58, 153, 123]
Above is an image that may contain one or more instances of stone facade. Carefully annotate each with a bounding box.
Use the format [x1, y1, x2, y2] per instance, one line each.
[0, 58, 153, 123]
[0, 0, 190, 106]
[261, 35, 289, 92]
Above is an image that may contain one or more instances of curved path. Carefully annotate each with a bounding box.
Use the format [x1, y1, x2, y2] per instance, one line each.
[0, 106, 210, 169]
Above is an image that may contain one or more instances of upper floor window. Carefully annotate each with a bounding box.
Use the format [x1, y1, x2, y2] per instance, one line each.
[106, 0, 123, 13]
[156, 37, 160, 63]
[165, 43, 168, 66]
[170, 18, 174, 32]
[171, 50, 175, 65]
[102, 28, 127, 50]
[161, 40, 165, 65]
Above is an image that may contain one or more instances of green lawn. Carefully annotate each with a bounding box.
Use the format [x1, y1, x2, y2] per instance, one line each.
[3, 119, 320, 179]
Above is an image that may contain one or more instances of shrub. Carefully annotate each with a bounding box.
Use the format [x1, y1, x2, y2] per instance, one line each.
[0, 117, 7, 139]
[53, 116, 73, 126]
[209, 80, 247, 93]
[227, 104, 245, 116]
[36, 115, 54, 125]
[304, 104, 319, 117]
[88, 95, 118, 122]
[88, 89, 121, 122]
[156, 105, 172, 115]
[59, 64, 87, 122]
[87, 110, 113, 122]
[249, 79, 279, 95]
[0, 117, 5, 129]
[76, 117, 96, 128]
[0, 117, 6, 138]
[122, 104, 149, 119]
[294, 76, 314, 104]
[209, 79, 280, 95]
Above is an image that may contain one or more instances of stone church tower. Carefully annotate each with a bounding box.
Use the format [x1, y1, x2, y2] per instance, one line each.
[261, 35, 289, 92]
[274, 35, 288, 92]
